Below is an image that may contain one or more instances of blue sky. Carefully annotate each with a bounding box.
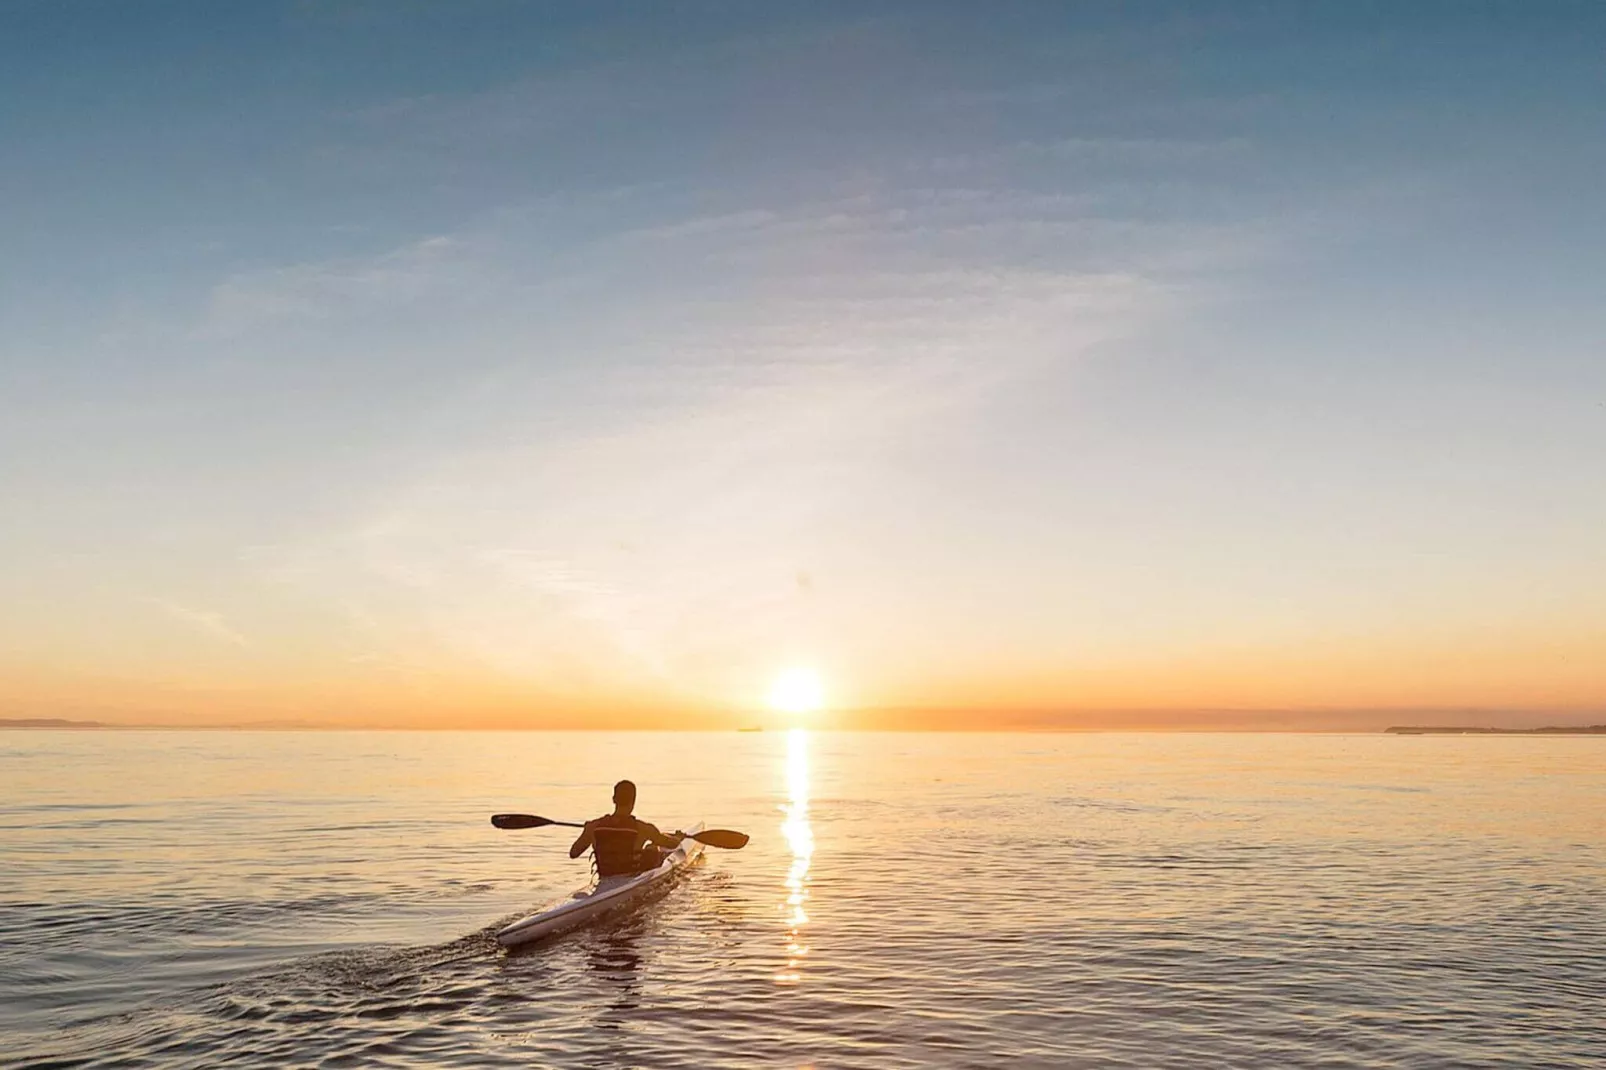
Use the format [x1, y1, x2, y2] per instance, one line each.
[3, 2, 1604, 725]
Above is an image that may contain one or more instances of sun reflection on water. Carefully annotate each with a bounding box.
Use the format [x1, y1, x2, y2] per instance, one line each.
[777, 728, 813, 985]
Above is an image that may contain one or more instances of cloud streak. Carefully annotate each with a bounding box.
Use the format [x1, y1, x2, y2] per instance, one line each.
[149, 599, 249, 649]
[241, 167, 1246, 706]
[201, 235, 473, 336]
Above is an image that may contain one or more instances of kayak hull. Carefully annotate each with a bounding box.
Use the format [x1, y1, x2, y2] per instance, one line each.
[496, 822, 705, 948]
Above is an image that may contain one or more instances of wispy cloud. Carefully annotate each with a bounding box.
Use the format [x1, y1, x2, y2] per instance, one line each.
[201, 235, 473, 336]
[149, 599, 249, 648]
[186, 25, 1288, 707]
[241, 168, 1252, 703]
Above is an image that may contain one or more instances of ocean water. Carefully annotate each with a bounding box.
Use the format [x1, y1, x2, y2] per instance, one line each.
[2, 730, 1602, 1069]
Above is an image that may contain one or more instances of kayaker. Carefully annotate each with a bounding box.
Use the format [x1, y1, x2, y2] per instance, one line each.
[569, 780, 687, 877]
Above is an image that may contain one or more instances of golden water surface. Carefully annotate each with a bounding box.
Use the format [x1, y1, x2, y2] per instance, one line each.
[2, 730, 1603, 1067]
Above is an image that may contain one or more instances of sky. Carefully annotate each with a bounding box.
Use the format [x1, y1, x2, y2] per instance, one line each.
[3, 2, 1604, 729]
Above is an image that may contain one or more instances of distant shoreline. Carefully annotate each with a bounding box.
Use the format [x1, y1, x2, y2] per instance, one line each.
[1386, 725, 1606, 735]
[0, 718, 321, 731]
[0, 718, 108, 729]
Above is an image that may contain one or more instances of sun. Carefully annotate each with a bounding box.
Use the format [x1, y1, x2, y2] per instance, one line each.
[768, 667, 825, 715]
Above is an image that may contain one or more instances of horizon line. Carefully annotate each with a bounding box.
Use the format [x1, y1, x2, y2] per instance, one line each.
[5, 718, 1605, 735]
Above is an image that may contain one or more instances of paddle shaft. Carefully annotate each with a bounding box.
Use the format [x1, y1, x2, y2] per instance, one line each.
[490, 813, 748, 848]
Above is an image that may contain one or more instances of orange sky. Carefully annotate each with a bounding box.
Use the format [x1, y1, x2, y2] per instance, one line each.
[6, 611, 1602, 729]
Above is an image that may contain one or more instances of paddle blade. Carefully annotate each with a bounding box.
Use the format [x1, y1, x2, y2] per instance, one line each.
[491, 813, 554, 830]
[690, 828, 749, 850]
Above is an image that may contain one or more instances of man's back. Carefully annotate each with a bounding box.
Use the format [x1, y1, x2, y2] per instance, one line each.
[569, 780, 682, 877]
[590, 813, 657, 877]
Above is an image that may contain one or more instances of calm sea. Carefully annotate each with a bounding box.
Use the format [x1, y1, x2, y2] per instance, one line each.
[2, 730, 1602, 1068]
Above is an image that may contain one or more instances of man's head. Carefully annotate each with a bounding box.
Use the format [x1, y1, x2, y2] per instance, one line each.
[612, 779, 637, 813]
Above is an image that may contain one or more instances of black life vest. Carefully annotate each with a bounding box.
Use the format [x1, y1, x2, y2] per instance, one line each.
[591, 815, 646, 877]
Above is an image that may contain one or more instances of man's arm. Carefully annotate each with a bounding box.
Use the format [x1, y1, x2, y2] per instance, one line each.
[569, 821, 596, 859]
[640, 822, 685, 850]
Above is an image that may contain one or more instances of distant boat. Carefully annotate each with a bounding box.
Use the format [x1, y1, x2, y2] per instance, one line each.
[738, 726, 764, 732]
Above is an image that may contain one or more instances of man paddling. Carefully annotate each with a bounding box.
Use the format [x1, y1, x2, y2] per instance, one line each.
[570, 780, 687, 877]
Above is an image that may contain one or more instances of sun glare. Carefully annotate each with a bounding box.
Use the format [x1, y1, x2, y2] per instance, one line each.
[768, 668, 824, 715]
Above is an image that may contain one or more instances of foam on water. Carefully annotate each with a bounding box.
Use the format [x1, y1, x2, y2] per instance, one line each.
[2, 730, 1603, 1068]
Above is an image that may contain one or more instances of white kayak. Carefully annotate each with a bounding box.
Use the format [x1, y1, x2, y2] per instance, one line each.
[496, 822, 706, 948]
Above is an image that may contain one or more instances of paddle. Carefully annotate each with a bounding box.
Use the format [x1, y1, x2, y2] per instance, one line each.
[491, 814, 582, 830]
[490, 813, 749, 850]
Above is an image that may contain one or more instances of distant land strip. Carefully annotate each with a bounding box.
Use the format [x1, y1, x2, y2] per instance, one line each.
[0, 718, 107, 729]
[0, 718, 319, 730]
[1386, 725, 1606, 735]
